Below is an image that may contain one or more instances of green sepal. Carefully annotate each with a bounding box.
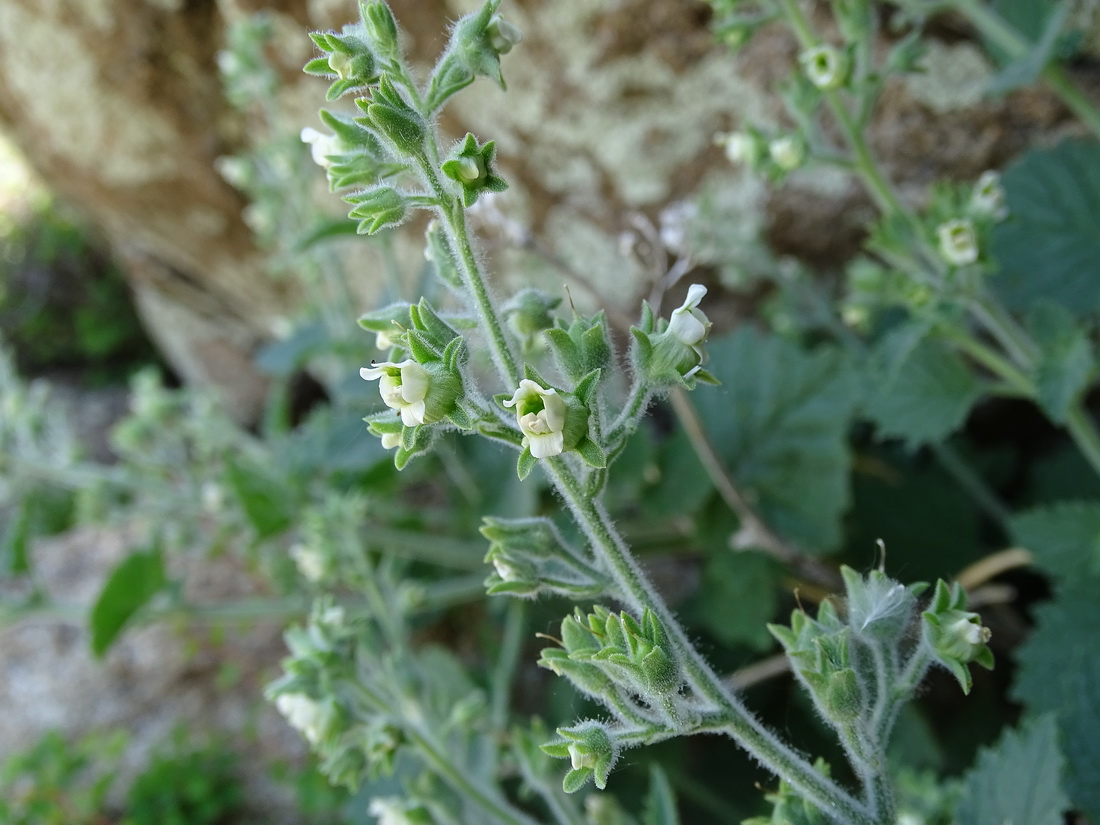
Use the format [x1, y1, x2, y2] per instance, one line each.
[304, 57, 334, 75]
[326, 78, 359, 101]
[477, 417, 525, 448]
[359, 75, 425, 156]
[639, 301, 656, 333]
[562, 769, 589, 794]
[426, 222, 462, 291]
[693, 368, 720, 386]
[447, 405, 473, 430]
[309, 31, 334, 50]
[359, 1, 399, 58]
[412, 298, 460, 349]
[517, 447, 537, 481]
[442, 336, 466, 372]
[401, 424, 418, 451]
[523, 362, 552, 387]
[406, 329, 442, 364]
[574, 437, 607, 469]
[573, 369, 602, 406]
[546, 327, 582, 377]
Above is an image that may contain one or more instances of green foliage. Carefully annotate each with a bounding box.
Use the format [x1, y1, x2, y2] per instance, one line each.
[124, 733, 244, 825]
[955, 715, 1068, 825]
[862, 324, 981, 447]
[89, 545, 167, 657]
[693, 329, 858, 552]
[991, 139, 1100, 315]
[689, 549, 781, 652]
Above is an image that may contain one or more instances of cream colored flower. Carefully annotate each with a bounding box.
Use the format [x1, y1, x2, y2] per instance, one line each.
[360, 360, 430, 426]
[503, 379, 567, 459]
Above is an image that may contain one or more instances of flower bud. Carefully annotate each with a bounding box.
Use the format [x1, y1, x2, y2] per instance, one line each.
[922, 580, 994, 694]
[344, 186, 408, 235]
[635, 284, 715, 386]
[970, 170, 1007, 220]
[441, 133, 508, 207]
[717, 130, 764, 168]
[541, 721, 619, 792]
[769, 134, 805, 172]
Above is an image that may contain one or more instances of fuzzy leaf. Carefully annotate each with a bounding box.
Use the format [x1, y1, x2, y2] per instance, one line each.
[955, 715, 1068, 825]
[688, 550, 781, 652]
[1060, 656, 1100, 819]
[225, 456, 295, 538]
[863, 323, 981, 446]
[991, 139, 1100, 316]
[691, 329, 859, 552]
[90, 546, 167, 657]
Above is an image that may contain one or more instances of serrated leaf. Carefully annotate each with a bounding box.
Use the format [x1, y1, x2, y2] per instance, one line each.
[224, 456, 295, 539]
[90, 547, 167, 657]
[991, 139, 1100, 316]
[1026, 301, 1094, 422]
[955, 715, 1068, 825]
[1012, 582, 1100, 714]
[1010, 501, 1100, 580]
[863, 324, 981, 447]
[691, 329, 859, 552]
[1056, 656, 1100, 818]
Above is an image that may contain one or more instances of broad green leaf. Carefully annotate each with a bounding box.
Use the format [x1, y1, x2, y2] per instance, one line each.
[224, 455, 295, 538]
[990, 139, 1100, 316]
[688, 550, 780, 652]
[90, 547, 167, 657]
[1012, 582, 1100, 714]
[955, 714, 1068, 825]
[1060, 656, 1100, 819]
[1027, 301, 1095, 423]
[1011, 501, 1100, 580]
[863, 324, 981, 447]
[691, 329, 859, 552]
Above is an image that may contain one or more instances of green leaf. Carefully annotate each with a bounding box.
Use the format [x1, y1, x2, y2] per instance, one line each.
[90, 547, 167, 657]
[1027, 301, 1094, 422]
[691, 329, 859, 551]
[863, 323, 981, 447]
[1012, 582, 1100, 714]
[517, 448, 537, 481]
[1011, 501, 1100, 581]
[642, 764, 679, 825]
[991, 139, 1100, 316]
[955, 715, 1068, 825]
[687, 550, 781, 652]
[224, 456, 295, 539]
[1059, 656, 1100, 818]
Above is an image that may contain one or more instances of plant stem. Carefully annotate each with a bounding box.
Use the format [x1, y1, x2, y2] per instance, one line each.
[491, 601, 526, 731]
[544, 460, 874, 825]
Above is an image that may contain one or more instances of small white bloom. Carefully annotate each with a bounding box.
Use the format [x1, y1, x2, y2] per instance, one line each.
[275, 693, 327, 745]
[971, 170, 1007, 219]
[487, 16, 522, 54]
[380, 431, 402, 450]
[800, 44, 847, 90]
[503, 379, 567, 459]
[569, 742, 597, 771]
[300, 126, 339, 168]
[769, 135, 804, 171]
[327, 50, 352, 79]
[717, 131, 762, 167]
[492, 556, 522, 582]
[360, 360, 430, 427]
[290, 543, 326, 582]
[666, 284, 711, 349]
[936, 218, 979, 266]
[368, 798, 418, 825]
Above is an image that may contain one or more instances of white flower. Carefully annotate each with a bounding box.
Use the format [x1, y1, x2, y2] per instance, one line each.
[971, 170, 1007, 219]
[800, 44, 847, 90]
[368, 798, 418, 825]
[275, 693, 327, 745]
[380, 431, 402, 450]
[290, 543, 326, 582]
[327, 50, 352, 79]
[769, 135, 804, 171]
[300, 126, 339, 168]
[666, 284, 711, 349]
[360, 360, 430, 427]
[503, 379, 567, 459]
[492, 556, 523, 582]
[717, 131, 762, 167]
[936, 218, 979, 266]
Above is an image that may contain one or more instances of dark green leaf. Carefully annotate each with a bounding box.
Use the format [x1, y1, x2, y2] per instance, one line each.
[643, 764, 679, 825]
[90, 547, 167, 657]
[955, 714, 1068, 825]
[1060, 656, 1100, 818]
[688, 550, 780, 652]
[863, 324, 981, 447]
[224, 456, 295, 538]
[986, 2, 1069, 94]
[691, 329, 859, 551]
[991, 139, 1100, 316]
[1027, 301, 1094, 422]
[1011, 501, 1100, 581]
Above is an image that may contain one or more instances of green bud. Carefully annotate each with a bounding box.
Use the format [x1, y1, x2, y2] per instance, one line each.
[441, 133, 508, 207]
[842, 565, 923, 644]
[359, 1, 399, 58]
[542, 721, 619, 792]
[357, 75, 426, 157]
[344, 186, 407, 235]
[922, 580, 994, 695]
[547, 311, 612, 382]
